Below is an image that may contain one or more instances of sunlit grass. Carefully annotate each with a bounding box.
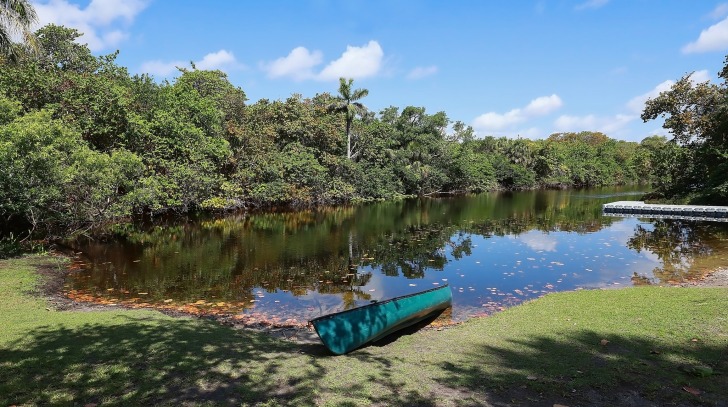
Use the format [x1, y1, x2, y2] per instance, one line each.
[2, 255, 727, 406]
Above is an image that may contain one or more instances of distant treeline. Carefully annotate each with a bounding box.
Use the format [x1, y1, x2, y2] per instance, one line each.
[0, 25, 676, 238]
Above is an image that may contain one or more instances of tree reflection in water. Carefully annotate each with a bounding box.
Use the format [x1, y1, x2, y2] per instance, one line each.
[628, 219, 728, 284]
[62, 187, 728, 323]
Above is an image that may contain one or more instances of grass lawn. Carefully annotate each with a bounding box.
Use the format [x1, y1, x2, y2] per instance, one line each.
[1, 255, 727, 406]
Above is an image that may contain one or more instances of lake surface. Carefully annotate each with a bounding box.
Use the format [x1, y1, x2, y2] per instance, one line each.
[64, 186, 728, 325]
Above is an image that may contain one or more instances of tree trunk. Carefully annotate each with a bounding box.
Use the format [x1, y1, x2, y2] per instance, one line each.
[346, 118, 352, 160]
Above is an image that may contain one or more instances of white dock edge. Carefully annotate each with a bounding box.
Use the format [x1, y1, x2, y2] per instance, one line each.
[602, 201, 728, 220]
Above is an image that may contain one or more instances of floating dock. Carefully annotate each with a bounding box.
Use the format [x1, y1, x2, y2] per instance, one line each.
[602, 201, 728, 221]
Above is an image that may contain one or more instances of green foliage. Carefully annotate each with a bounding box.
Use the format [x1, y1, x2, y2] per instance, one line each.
[492, 155, 537, 189]
[0, 23, 658, 239]
[35, 24, 99, 72]
[0, 95, 21, 124]
[0, 111, 81, 223]
[641, 61, 728, 203]
[0, 110, 142, 233]
[530, 132, 642, 188]
[444, 146, 496, 193]
[0, 233, 23, 258]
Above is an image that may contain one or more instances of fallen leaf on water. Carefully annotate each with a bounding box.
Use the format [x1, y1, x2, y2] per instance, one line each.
[683, 386, 701, 395]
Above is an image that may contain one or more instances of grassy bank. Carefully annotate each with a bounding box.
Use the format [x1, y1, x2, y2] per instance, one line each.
[1, 256, 727, 406]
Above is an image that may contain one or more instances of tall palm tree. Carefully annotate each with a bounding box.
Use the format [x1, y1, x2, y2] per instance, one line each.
[0, 0, 39, 62]
[329, 77, 368, 160]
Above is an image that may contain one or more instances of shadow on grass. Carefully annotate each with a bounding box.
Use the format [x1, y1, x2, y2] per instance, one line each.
[0, 315, 320, 406]
[436, 330, 728, 406]
[3, 315, 727, 406]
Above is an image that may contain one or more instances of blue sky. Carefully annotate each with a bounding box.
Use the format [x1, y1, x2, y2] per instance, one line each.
[31, 0, 728, 142]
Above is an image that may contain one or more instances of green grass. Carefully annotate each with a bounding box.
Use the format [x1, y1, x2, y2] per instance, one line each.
[2, 255, 727, 406]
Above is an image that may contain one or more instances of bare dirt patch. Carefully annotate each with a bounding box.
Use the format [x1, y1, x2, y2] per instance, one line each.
[677, 267, 728, 287]
[689, 267, 728, 288]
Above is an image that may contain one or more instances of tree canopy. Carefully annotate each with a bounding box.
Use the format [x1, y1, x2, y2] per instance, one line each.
[642, 60, 728, 204]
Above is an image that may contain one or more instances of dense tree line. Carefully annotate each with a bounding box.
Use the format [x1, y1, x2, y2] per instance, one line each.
[0, 25, 659, 239]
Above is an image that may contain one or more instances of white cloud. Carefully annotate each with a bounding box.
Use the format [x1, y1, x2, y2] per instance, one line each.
[473, 111, 522, 131]
[709, 3, 728, 19]
[262, 46, 323, 81]
[690, 69, 712, 83]
[682, 17, 728, 53]
[407, 65, 438, 80]
[140, 60, 183, 77]
[473, 94, 562, 132]
[519, 231, 558, 252]
[575, 0, 609, 11]
[626, 70, 710, 114]
[523, 94, 563, 116]
[141, 49, 241, 78]
[195, 50, 238, 70]
[34, 0, 148, 51]
[262, 40, 385, 81]
[318, 40, 384, 81]
[626, 79, 674, 114]
[554, 114, 597, 130]
[100, 30, 127, 47]
[86, 0, 147, 24]
[553, 113, 636, 135]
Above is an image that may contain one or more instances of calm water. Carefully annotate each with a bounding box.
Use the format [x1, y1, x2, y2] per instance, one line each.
[65, 186, 728, 324]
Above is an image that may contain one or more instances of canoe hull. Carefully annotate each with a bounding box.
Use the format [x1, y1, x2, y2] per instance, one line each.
[309, 284, 452, 355]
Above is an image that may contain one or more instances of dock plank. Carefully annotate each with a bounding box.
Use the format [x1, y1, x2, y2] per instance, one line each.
[602, 201, 728, 220]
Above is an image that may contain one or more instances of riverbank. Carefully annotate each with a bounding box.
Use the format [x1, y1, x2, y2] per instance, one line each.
[2, 255, 727, 406]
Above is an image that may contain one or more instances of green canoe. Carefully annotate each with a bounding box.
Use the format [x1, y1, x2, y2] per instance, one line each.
[309, 284, 452, 355]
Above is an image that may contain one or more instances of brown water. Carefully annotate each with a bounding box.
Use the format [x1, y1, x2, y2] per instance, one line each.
[64, 186, 728, 325]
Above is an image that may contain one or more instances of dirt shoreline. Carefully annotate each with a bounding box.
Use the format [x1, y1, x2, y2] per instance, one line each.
[681, 267, 728, 287]
[35, 255, 728, 345]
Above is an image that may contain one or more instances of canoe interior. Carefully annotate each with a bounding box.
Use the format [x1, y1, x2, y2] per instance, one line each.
[309, 284, 452, 355]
